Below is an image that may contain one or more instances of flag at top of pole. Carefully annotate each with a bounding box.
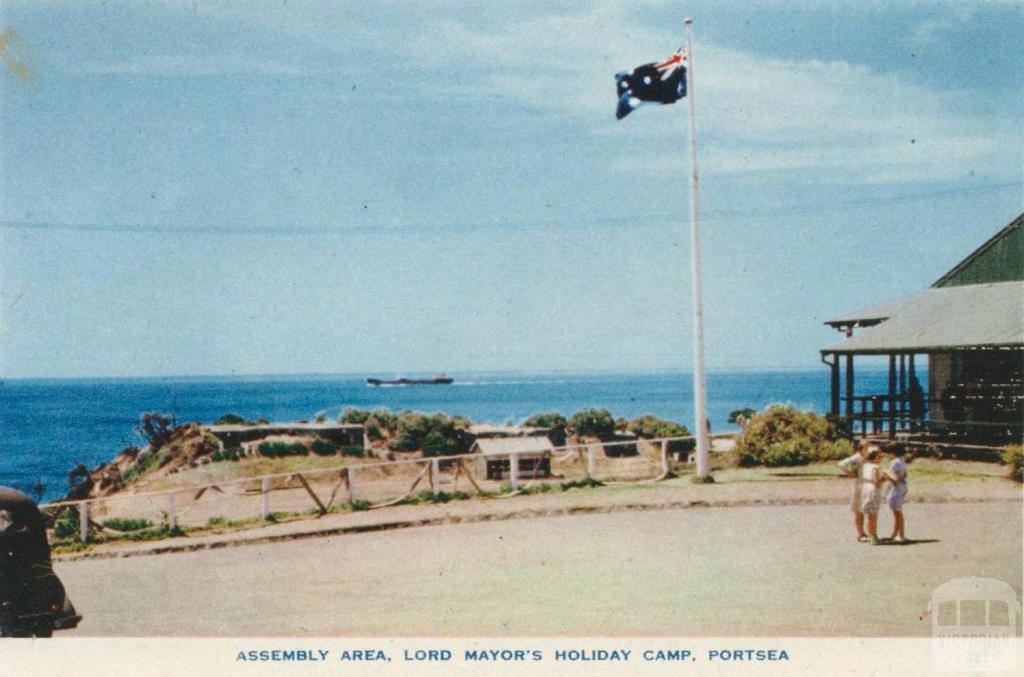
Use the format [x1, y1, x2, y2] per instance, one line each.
[614, 18, 712, 481]
[614, 48, 687, 119]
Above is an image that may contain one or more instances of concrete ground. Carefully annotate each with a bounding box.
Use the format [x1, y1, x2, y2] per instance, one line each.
[55, 500, 1022, 637]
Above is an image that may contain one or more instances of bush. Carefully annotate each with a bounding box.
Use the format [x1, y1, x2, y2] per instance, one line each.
[53, 509, 80, 539]
[123, 451, 158, 484]
[135, 412, 178, 449]
[569, 408, 616, 439]
[389, 411, 471, 454]
[1003, 445, 1023, 483]
[734, 405, 850, 467]
[627, 414, 695, 454]
[339, 408, 397, 440]
[258, 441, 308, 458]
[213, 413, 250, 425]
[310, 439, 337, 456]
[421, 431, 458, 457]
[340, 445, 365, 458]
[728, 408, 756, 424]
[102, 517, 153, 532]
[523, 412, 567, 429]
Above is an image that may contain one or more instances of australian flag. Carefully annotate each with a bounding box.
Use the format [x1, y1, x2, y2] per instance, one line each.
[615, 49, 687, 120]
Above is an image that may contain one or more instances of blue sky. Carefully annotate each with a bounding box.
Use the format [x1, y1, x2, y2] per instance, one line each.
[0, 0, 1021, 378]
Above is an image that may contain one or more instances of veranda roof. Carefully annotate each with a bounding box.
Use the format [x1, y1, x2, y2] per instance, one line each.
[821, 281, 1024, 354]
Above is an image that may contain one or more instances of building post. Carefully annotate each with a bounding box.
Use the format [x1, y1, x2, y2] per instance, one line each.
[888, 354, 897, 438]
[845, 354, 855, 419]
[830, 353, 840, 417]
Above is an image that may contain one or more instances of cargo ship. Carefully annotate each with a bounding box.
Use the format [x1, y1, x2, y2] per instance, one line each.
[366, 373, 454, 386]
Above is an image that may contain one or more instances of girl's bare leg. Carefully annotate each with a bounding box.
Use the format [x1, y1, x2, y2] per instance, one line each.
[891, 511, 904, 539]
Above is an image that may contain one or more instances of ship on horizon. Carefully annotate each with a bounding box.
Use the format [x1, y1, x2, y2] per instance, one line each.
[366, 373, 454, 386]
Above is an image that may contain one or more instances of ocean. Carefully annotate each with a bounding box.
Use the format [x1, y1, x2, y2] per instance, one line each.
[0, 369, 891, 502]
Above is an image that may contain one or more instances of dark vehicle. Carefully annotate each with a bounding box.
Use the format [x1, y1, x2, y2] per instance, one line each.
[0, 487, 81, 637]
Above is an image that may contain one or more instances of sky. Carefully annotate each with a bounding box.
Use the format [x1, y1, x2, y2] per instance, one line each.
[0, 0, 1021, 378]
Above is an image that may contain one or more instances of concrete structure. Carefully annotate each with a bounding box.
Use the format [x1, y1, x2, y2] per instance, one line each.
[821, 213, 1024, 449]
[470, 436, 554, 481]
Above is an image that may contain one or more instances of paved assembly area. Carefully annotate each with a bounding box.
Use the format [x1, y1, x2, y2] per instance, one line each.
[56, 501, 1021, 637]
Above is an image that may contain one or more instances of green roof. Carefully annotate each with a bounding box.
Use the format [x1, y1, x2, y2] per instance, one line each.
[933, 213, 1023, 288]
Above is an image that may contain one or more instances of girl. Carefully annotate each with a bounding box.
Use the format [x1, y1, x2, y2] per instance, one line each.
[885, 446, 910, 543]
[859, 446, 884, 544]
[838, 443, 867, 542]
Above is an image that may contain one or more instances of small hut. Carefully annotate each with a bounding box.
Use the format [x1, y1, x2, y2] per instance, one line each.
[820, 213, 1023, 452]
[471, 437, 554, 480]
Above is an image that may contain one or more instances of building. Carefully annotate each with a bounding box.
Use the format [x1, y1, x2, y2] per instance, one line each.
[821, 213, 1023, 450]
[470, 436, 554, 480]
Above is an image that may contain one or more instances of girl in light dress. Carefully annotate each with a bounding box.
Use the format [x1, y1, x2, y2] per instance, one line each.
[837, 443, 868, 542]
[858, 446, 885, 544]
[884, 447, 909, 543]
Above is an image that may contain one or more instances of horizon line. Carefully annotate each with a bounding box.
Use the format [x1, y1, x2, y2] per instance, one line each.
[0, 364, 902, 382]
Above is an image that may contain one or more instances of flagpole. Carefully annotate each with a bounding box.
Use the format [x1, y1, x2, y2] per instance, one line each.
[684, 17, 712, 481]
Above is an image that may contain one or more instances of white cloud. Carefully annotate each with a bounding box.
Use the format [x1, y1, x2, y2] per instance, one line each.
[399, 5, 1018, 184]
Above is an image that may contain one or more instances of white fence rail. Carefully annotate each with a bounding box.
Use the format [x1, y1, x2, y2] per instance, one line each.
[39, 433, 737, 542]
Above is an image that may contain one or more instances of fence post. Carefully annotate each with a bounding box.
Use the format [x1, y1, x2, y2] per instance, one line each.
[431, 458, 441, 496]
[509, 452, 519, 489]
[661, 439, 670, 475]
[260, 478, 270, 520]
[347, 467, 357, 504]
[587, 445, 597, 480]
[79, 501, 89, 542]
[166, 492, 177, 531]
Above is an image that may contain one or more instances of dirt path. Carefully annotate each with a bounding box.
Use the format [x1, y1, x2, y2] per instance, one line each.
[55, 500, 1022, 637]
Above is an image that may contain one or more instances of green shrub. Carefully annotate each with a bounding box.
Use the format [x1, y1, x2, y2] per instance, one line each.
[569, 408, 616, 439]
[735, 405, 850, 467]
[210, 451, 223, 462]
[728, 408, 756, 424]
[258, 441, 308, 458]
[627, 414, 695, 454]
[340, 445, 365, 457]
[1003, 445, 1023, 483]
[102, 517, 153, 532]
[389, 411, 471, 454]
[421, 431, 457, 457]
[122, 451, 158, 485]
[340, 408, 397, 440]
[523, 412, 567, 429]
[310, 439, 337, 456]
[52, 509, 81, 539]
[213, 413, 250, 425]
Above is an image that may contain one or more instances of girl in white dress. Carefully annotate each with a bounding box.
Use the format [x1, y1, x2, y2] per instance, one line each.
[837, 444, 867, 542]
[859, 446, 884, 544]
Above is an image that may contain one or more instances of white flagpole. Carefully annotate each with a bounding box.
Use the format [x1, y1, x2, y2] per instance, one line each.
[684, 17, 711, 480]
